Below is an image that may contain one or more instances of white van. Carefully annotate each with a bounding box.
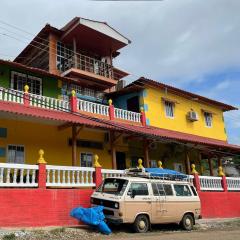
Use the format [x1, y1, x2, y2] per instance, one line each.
[91, 171, 201, 233]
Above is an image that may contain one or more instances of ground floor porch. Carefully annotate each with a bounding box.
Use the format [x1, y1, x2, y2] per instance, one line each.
[0, 116, 238, 177]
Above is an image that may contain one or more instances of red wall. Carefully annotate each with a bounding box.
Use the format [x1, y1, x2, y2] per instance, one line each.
[199, 191, 240, 218]
[0, 188, 93, 227]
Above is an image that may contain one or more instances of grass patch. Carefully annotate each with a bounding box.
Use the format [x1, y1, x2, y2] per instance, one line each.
[49, 228, 66, 235]
[2, 233, 16, 240]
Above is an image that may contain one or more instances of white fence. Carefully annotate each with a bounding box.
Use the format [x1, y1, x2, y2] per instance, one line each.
[226, 177, 240, 191]
[114, 108, 141, 123]
[29, 93, 70, 111]
[77, 99, 109, 116]
[101, 169, 125, 180]
[0, 87, 24, 104]
[46, 165, 95, 188]
[199, 176, 223, 191]
[0, 163, 38, 187]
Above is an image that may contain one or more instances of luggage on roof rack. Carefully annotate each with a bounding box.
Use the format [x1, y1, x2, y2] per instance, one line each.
[124, 168, 188, 181]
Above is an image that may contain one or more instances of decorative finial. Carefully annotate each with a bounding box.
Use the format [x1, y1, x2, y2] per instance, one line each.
[24, 85, 29, 93]
[158, 160, 163, 169]
[94, 154, 101, 167]
[38, 149, 47, 164]
[218, 166, 225, 177]
[71, 90, 76, 97]
[108, 99, 112, 106]
[140, 107, 144, 113]
[191, 164, 198, 174]
[138, 158, 144, 169]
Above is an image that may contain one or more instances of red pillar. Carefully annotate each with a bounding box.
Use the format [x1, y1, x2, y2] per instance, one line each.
[140, 107, 146, 126]
[23, 85, 30, 106]
[70, 90, 77, 112]
[193, 173, 201, 192]
[108, 99, 115, 120]
[38, 163, 46, 189]
[222, 176, 228, 192]
[94, 167, 103, 188]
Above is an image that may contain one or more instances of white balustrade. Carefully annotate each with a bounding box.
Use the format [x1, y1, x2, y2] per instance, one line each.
[29, 93, 70, 111]
[0, 87, 24, 104]
[114, 108, 141, 123]
[226, 177, 240, 191]
[186, 175, 194, 184]
[199, 176, 223, 191]
[101, 169, 125, 180]
[77, 99, 109, 116]
[0, 163, 38, 187]
[46, 165, 95, 187]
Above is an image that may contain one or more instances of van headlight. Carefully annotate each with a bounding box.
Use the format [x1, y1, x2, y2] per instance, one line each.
[114, 202, 119, 209]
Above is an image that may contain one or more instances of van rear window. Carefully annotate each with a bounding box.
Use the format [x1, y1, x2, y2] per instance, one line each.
[174, 185, 192, 196]
[190, 186, 198, 196]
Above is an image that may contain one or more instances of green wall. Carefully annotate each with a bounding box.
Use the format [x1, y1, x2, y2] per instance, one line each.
[0, 64, 61, 98]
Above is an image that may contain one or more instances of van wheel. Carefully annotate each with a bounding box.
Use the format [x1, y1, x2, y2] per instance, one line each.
[181, 213, 194, 231]
[133, 215, 149, 233]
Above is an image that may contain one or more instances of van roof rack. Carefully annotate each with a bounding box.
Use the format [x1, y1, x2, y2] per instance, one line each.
[124, 168, 189, 181]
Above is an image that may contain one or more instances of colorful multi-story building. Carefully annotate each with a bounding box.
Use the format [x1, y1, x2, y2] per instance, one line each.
[0, 17, 239, 176]
[0, 16, 240, 228]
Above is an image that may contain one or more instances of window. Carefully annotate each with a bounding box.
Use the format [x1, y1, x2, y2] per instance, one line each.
[11, 71, 42, 95]
[204, 112, 212, 127]
[7, 145, 24, 164]
[152, 183, 173, 196]
[174, 184, 192, 196]
[128, 183, 149, 196]
[80, 153, 93, 167]
[164, 101, 174, 118]
[57, 42, 73, 72]
[150, 160, 157, 168]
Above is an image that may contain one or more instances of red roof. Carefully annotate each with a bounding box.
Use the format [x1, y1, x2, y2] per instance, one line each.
[1, 101, 240, 153]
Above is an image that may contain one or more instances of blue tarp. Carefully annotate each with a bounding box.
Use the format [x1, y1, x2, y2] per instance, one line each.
[145, 168, 187, 179]
[70, 206, 112, 235]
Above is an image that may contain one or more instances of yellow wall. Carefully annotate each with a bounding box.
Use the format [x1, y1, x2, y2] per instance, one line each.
[143, 87, 227, 141]
[0, 119, 115, 168]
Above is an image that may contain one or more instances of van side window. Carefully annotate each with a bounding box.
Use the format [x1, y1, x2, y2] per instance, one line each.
[152, 183, 173, 196]
[174, 185, 192, 196]
[128, 183, 149, 196]
[190, 186, 198, 196]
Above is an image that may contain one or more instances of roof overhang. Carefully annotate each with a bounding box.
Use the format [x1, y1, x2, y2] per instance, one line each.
[61, 17, 131, 56]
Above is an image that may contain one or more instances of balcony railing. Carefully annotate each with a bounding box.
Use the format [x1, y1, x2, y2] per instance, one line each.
[60, 53, 114, 79]
[0, 87, 142, 124]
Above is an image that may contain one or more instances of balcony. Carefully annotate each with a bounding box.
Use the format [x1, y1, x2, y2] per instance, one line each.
[58, 52, 128, 89]
[0, 86, 142, 125]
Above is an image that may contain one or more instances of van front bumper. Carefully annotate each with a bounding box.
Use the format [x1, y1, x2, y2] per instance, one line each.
[105, 216, 123, 225]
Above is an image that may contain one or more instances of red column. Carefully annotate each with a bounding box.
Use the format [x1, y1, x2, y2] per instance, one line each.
[23, 85, 30, 106]
[94, 167, 103, 188]
[70, 90, 77, 112]
[140, 107, 146, 126]
[193, 173, 201, 192]
[108, 99, 115, 120]
[222, 176, 228, 192]
[38, 163, 46, 189]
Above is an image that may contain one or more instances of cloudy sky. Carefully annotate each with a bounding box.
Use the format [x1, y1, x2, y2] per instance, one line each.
[0, 0, 240, 144]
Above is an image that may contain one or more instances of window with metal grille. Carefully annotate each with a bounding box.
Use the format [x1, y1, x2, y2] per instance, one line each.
[164, 101, 174, 118]
[80, 152, 93, 167]
[56, 42, 73, 72]
[204, 112, 212, 127]
[11, 71, 42, 95]
[7, 145, 24, 164]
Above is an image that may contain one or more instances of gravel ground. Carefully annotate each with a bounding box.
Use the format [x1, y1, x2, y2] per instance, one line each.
[0, 218, 240, 240]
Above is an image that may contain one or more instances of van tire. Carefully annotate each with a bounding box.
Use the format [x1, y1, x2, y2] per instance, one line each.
[181, 213, 194, 231]
[133, 215, 150, 233]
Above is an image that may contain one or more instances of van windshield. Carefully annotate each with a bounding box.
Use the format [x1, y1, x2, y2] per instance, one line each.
[97, 178, 128, 196]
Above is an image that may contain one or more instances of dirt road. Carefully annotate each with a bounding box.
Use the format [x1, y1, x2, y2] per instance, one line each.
[110, 229, 240, 240]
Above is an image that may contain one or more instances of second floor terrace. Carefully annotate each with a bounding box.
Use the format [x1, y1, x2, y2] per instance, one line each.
[0, 86, 143, 125]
